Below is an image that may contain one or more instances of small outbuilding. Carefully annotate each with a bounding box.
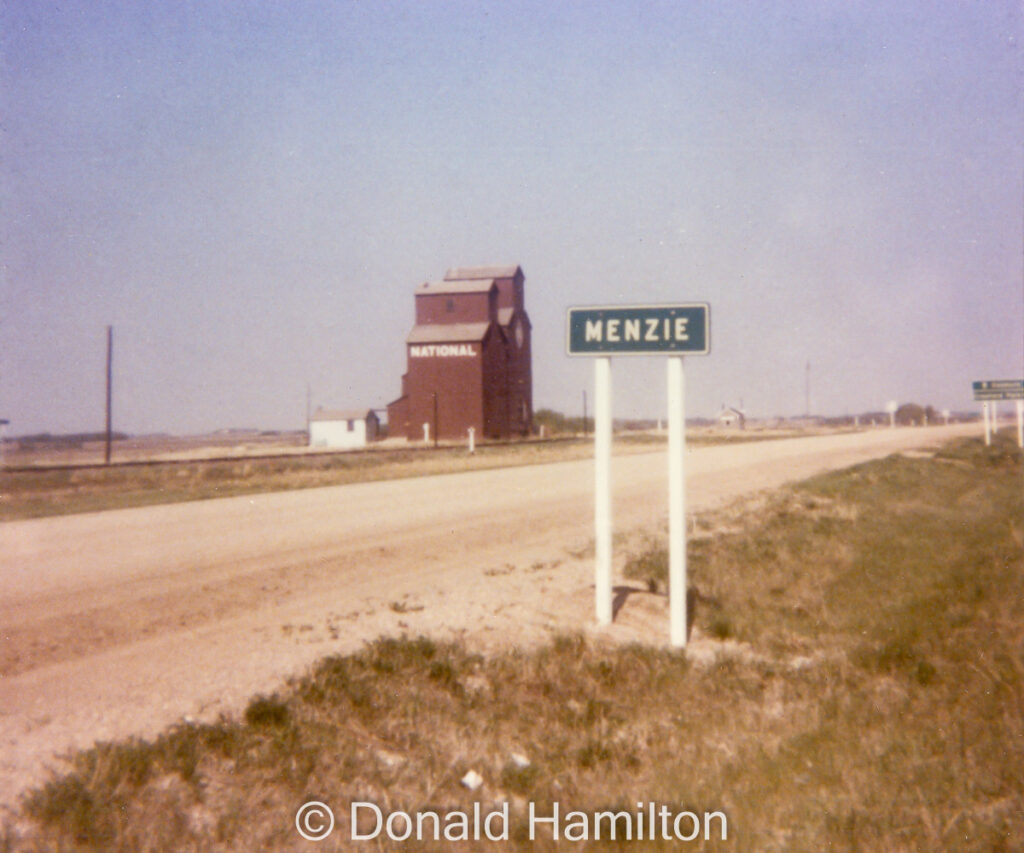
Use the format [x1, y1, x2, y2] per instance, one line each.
[716, 406, 746, 430]
[309, 409, 380, 449]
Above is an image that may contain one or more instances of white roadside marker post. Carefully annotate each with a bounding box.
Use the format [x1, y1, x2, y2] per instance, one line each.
[983, 402, 991, 446]
[667, 356, 687, 647]
[594, 356, 613, 625]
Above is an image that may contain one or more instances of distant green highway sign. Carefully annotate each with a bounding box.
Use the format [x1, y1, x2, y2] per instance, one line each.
[972, 380, 1024, 401]
[567, 304, 710, 356]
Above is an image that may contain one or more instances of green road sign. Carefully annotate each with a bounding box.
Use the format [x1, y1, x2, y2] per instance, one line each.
[567, 304, 710, 356]
[972, 380, 1024, 401]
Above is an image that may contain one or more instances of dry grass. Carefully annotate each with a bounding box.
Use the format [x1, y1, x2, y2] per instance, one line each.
[1, 428, 835, 521]
[0, 440, 601, 521]
[5, 436, 1021, 851]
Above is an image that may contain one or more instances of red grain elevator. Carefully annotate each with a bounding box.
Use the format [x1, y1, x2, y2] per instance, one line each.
[387, 265, 533, 441]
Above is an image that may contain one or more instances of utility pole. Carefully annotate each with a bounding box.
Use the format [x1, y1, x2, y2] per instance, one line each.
[804, 361, 810, 417]
[105, 325, 113, 465]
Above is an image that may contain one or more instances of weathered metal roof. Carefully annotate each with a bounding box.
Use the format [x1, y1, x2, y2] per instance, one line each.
[311, 409, 377, 422]
[444, 265, 521, 281]
[416, 279, 495, 295]
[406, 322, 491, 344]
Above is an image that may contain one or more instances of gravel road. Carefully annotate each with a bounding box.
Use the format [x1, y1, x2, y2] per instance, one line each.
[0, 424, 978, 809]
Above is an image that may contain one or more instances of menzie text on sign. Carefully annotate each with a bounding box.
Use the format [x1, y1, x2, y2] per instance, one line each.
[566, 304, 709, 356]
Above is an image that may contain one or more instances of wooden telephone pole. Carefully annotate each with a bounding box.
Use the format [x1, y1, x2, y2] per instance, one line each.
[105, 326, 113, 465]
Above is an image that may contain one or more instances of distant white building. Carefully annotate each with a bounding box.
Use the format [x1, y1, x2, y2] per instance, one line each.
[716, 406, 746, 429]
[309, 409, 380, 449]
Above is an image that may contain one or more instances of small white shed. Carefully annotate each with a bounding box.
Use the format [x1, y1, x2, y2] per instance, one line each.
[309, 409, 380, 449]
[716, 406, 746, 430]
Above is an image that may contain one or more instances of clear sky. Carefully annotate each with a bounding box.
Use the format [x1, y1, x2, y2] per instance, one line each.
[2, 0, 1022, 435]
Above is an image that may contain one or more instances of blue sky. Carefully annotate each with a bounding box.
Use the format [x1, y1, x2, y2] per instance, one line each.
[2, 0, 1021, 434]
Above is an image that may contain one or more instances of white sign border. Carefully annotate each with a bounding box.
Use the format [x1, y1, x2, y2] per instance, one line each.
[565, 302, 712, 357]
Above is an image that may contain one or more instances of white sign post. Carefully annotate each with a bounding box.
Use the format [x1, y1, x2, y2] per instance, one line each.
[594, 357, 613, 625]
[568, 304, 710, 647]
[973, 381, 1024, 448]
[667, 356, 687, 646]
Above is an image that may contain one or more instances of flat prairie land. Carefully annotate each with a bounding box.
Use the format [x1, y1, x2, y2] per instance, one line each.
[1, 435, 629, 521]
[0, 425, 860, 521]
[4, 425, 1018, 851]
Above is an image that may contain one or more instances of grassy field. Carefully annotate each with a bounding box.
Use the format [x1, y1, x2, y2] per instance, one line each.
[0, 440, 599, 521]
[0, 430, 780, 521]
[5, 435, 1021, 851]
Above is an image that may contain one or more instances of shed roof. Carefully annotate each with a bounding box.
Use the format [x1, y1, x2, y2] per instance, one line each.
[406, 322, 491, 344]
[416, 279, 495, 295]
[444, 265, 521, 281]
[716, 406, 746, 420]
[311, 408, 377, 422]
